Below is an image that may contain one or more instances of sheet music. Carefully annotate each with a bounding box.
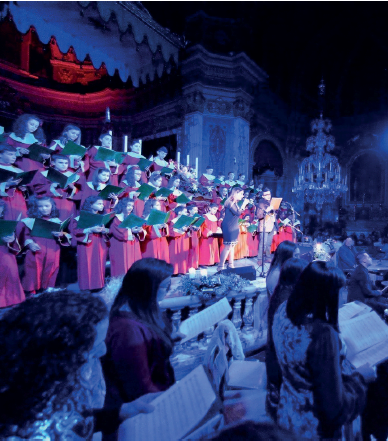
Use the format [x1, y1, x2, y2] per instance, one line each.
[339, 311, 388, 357]
[182, 414, 224, 440]
[338, 301, 372, 322]
[349, 339, 388, 368]
[180, 298, 232, 344]
[118, 365, 216, 441]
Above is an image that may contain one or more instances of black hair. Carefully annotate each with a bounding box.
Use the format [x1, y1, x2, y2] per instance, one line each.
[267, 241, 297, 280]
[110, 258, 174, 352]
[0, 144, 17, 154]
[157, 146, 168, 154]
[58, 124, 81, 145]
[142, 199, 160, 218]
[124, 166, 141, 187]
[114, 197, 135, 215]
[91, 167, 110, 187]
[51, 154, 69, 162]
[286, 261, 345, 331]
[81, 195, 106, 214]
[12, 114, 46, 143]
[174, 206, 185, 216]
[0, 291, 107, 426]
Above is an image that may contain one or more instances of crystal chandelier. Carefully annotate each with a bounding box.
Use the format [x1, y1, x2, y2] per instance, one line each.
[292, 113, 348, 210]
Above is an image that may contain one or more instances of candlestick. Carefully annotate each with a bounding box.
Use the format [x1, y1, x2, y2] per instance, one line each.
[106, 107, 111, 122]
[139, 139, 142, 156]
[123, 135, 128, 153]
[177, 151, 181, 166]
[195, 157, 198, 180]
[187, 155, 190, 166]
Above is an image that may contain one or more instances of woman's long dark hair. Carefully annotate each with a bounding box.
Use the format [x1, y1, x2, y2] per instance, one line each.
[124, 166, 140, 187]
[142, 199, 159, 218]
[12, 114, 46, 143]
[268, 258, 308, 332]
[224, 187, 243, 209]
[81, 195, 106, 214]
[91, 167, 110, 188]
[167, 176, 180, 189]
[110, 258, 174, 352]
[286, 261, 345, 331]
[267, 241, 297, 280]
[27, 196, 59, 219]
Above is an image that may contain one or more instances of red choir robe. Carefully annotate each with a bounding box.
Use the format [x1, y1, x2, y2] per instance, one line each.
[140, 222, 170, 262]
[224, 179, 237, 189]
[49, 139, 88, 174]
[86, 146, 120, 186]
[199, 173, 216, 187]
[168, 217, 190, 275]
[234, 224, 248, 260]
[109, 215, 145, 277]
[0, 162, 28, 220]
[7, 132, 46, 172]
[17, 216, 70, 291]
[118, 180, 144, 217]
[271, 219, 294, 253]
[29, 169, 78, 219]
[0, 236, 25, 307]
[199, 213, 220, 265]
[121, 152, 148, 183]
[71, 217, 109, 290]
[166, 188, 184, 211]
[188, 226, 201, 269]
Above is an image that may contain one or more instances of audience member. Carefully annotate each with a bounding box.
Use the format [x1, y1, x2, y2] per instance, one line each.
[337, 237, 357, 271]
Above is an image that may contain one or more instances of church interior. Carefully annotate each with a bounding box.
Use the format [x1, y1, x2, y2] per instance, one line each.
[1, 2, 388, 440]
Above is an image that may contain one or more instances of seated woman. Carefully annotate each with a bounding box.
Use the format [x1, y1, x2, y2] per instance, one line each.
[102, 258, 177, 437]
[265, 258, 308, 422]
[0, 291, 157, 439]
[272, 261, 373, 439]
[266, 240, 299, 300]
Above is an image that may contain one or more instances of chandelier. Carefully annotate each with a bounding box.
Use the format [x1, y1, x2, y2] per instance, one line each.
[292, 113, 348, 210]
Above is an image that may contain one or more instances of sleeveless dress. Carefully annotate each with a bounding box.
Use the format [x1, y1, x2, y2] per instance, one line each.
[221, 202, 243, 245]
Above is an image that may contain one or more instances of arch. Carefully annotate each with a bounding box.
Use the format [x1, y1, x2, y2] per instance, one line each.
[249, 133, 287, 179]
[345, 149, 388, 204]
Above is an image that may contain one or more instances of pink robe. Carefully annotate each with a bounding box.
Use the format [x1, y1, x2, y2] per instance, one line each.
[140, 224, 170, 262]
[168, 219, 190, 275]
[109, 216, 144, 277]
[0, 238, 25, 307]
[188, 227, 201, 269]
[7, 134, 45, 172]
[71, 217, 109, 290]
[0, 163, 28, 220]
[121, 153, 148, 183]
[17, 216, 68, 291]
[199, 215, 220, 265]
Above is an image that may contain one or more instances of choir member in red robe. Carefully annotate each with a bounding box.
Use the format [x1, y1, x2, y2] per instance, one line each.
[149, 147, 174, 187]
[166, 176, 184, 211]
[199, 166, 216, 187]
[140, 199, 170, 262]
[75, 168, 118, 212]
[7, 114, 48, 172]
[119, 166, 144, 216]
[17, 196, 70, 295]
[224, 172, 237, 188]
[29, 154, 78, 220]
[246, 218, 259, 257]
[0, 144, 28, 220]
[236, 173, 248, 189]
[234, 217, 249, 260]
[0, 201, 25, 307]
[49, 124, 87, 173]
[120, 139, 148, 184]
[109, 198, 145, 277]
[187, 204, 201, 269]
[199, 203, 221, 266]
[271, 208, 295, 253]
[72, 196, 110, 292]
[86, 133, 120, 185]
[168, 206, 190, 275]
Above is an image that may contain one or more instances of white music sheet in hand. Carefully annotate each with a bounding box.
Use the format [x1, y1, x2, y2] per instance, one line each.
[118, 365, 216, 441]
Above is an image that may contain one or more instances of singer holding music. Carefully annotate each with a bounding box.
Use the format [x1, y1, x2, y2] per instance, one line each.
[218, 187, 250, 270]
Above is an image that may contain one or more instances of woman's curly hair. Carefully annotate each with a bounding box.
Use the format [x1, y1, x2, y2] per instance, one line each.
[27, 196, 60, 219]
[114, 197, 135, 215]
[12, 114, 46, 143]
[124, 165, 140, 187]
[0, 291, 108, 426]
[81, 195, 106, 214]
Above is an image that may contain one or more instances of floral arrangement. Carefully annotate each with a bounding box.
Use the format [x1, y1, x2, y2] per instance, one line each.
[175, 273, 251, 299]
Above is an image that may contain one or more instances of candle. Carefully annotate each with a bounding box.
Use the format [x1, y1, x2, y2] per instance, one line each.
[187, 155, 190, 166]
[106, 107, 111, 122]
[195, 157, 199, 180]
[139, 139, 142, 156]
[200, 269, 208, 278]
[108, 130, 113, 136]
[123, 135, 128, 153]
[325, 173, 327, 182]
[188, 268, 196, 279]
[177, 151, 181, 166]
[329, 162, 332, 171]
